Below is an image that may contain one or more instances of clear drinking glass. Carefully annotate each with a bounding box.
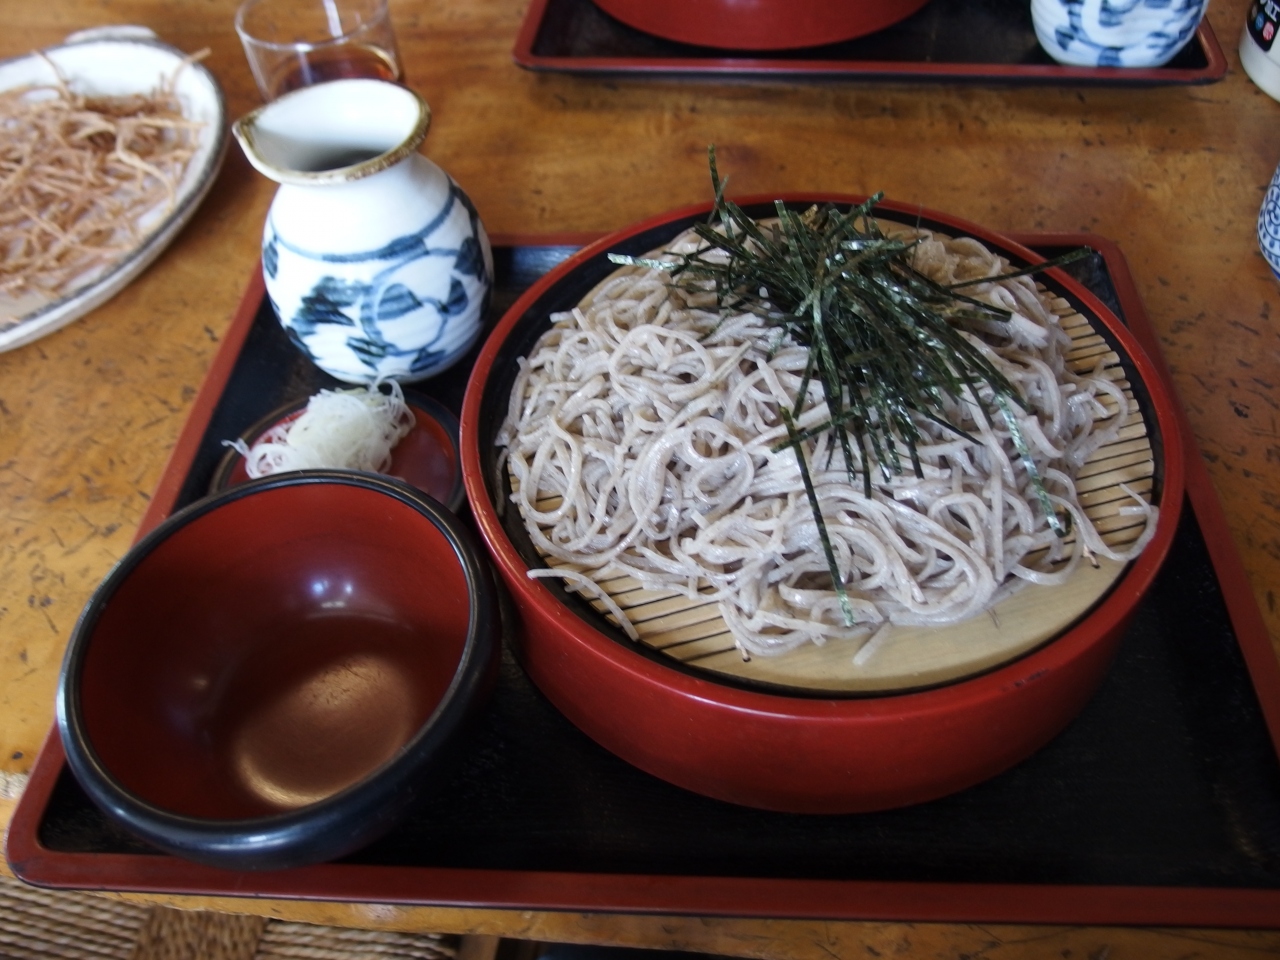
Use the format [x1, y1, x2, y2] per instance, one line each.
[235, 0, 403, 101]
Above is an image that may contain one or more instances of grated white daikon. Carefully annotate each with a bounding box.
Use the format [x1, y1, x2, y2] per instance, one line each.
[226, 381, 414, 478]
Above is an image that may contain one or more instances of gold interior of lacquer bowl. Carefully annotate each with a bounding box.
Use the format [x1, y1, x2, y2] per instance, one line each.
[508, 227, 1156, 695]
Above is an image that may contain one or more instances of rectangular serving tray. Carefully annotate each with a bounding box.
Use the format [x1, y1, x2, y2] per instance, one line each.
[8, 232, 1280, 929]
[513, 0, 1228, 84]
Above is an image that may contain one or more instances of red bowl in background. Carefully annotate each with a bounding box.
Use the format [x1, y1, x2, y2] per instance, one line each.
[460, 196, 1186, 814]
[590, 0, 933, 50]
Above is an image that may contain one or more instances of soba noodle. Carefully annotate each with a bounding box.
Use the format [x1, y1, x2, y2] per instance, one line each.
[498, 226, 1157, 662]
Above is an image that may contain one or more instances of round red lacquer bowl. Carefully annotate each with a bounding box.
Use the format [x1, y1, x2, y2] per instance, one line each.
[57, 471, 500, 868]
[461, 196, 1185, 814]
[590, 0, 932, 50]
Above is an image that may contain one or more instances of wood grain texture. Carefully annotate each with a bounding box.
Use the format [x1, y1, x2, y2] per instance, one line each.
[2, 0, 1279, 953]
[63, 894, 1280, 959]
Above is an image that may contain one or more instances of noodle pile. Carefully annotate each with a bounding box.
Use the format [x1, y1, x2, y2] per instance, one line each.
[0, 54, 207, 324]
[499, 226, 1158, 662]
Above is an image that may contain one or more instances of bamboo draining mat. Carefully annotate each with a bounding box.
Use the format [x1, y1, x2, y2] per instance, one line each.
[510, 260, 1156, 695]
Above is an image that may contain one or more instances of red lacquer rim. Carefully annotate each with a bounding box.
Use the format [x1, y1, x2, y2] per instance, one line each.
[8, 726, 1280, 929]
[461, 195, 1186, 729]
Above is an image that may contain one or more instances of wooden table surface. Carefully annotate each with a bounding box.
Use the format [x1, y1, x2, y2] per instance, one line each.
[4, 0, 1280, 955]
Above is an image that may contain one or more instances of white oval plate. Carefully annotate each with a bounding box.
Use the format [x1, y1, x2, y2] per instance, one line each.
[0, 31, 228, 352]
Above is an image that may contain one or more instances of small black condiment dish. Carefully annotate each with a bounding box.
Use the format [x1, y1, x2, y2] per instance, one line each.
[56, 470, 500, 870]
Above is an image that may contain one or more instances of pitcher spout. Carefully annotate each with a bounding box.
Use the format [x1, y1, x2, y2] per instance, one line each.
[232, 78, 430, 185]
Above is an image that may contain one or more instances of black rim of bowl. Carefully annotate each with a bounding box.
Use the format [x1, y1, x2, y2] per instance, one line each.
[56, 469, 498, 869]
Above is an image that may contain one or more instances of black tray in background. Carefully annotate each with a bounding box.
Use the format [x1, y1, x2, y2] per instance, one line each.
[515, 0, 1227, 84]
[29, 240, 1280, 901]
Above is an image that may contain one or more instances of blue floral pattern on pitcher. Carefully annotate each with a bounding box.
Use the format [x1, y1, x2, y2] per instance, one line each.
[233, 80, 493, 385]
[1258, 163, 1280, 280]
[264, 178, 492, 384]
[1031, 0, 1207, 67]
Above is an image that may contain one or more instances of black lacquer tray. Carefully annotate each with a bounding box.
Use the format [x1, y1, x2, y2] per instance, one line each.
[8, 233, 1280, 929]
[513, 0, 1228, 84]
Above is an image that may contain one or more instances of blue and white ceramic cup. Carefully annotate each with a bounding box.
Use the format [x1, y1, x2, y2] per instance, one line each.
[1030, 0, 1208, 67]
[1258, 164, 1280, 280]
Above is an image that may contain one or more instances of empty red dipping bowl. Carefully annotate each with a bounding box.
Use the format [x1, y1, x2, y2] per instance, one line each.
[57, 471, 500, 870]
[590, 0, 932, 50]
[460, 196, 1186, 815]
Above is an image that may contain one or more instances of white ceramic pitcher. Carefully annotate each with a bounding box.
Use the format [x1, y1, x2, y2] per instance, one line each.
[233, 79, 492, 384]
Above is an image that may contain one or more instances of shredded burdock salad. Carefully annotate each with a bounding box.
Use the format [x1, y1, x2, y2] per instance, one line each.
[0, 50, 209, 325]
